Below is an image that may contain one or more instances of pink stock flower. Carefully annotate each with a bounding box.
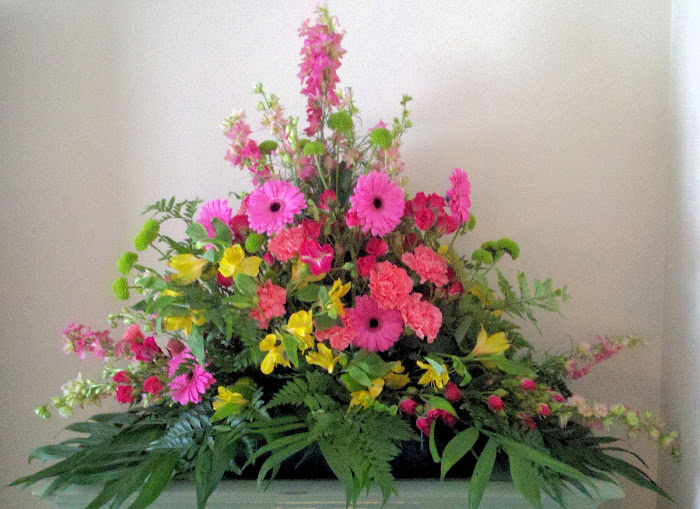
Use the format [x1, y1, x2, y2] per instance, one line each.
[445, 168, 471, 223]
[443, 382, 462, 403]
[399, 293, 442, 343]
[169, 365, 216, 406]
[346, 295, 403, 352]
[197, 199, 233, 239]
[246, 180, 307, 235]
[268, 225, 306, 262]
[398, 398, 419, 415]
[487, 395, 505, 412]
[131, 336, 162, 363]
[348, 171, 405, 237]
[299, 239, 334, 275]
[401, 245, 449, 287]
[356, 255, 377, 278]
[368, 261, 413, 310]
[319, 190, 337, 211]
[521, 379, 537, 391]
[365, 237, 388, 257]
[115, 385, 134, 404]
[62, 323, 114, 360]
[143, 376, 165, 395]
[251, 280, 287, 328]
[298, 13, 345, 136]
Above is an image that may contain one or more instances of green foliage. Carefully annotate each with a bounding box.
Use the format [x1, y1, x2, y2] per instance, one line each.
[143, 197, 202, 222]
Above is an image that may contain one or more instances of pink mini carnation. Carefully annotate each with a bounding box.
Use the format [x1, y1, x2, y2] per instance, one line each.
[521, 379, 537, 391]
[445, 168, 471, 223]
[348, 171, 405, 237]
[416, 416, 432, 435]
[113, 371, 131, 384]
[356, 255, 377, 278]
[169, 365, 216, 406]
[443, 382, 462, 403]
[267, 225, 306, 262]
[115, 385, 134, 404]
[398, 398, 419, 415]
[143, 376, 165, 395]
[401, 246, 449, 287]
[399, 293, 442, 343]
[487, 395, 505, 412]
[414, 207, 435, 230]
[538, 404, 552, 417]
[346, 295, 403, 352]
[365, 237, 388, 257]
[426, 408, 457, 427]
[299, 240, 334, 275]
[368, 262, 413, 310]
[251, 280, 287, 328]
[246, 180, 307, 235]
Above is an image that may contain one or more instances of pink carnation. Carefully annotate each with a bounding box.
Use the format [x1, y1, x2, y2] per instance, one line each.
[251, 280, 287, 328]
[299, 239, 334, 275]
[426, 408, 457, 427]
[246, 180, 306, 235]
[416, 416, 432, 435]
[356, 255, 376, 278]
[115, 385, 134, 404]
[315, 324, 356, 351]
[445, 168, 471, 223]
[348, 171, 405, 236]
[113, 371, 131, 384]
[401, 246, 449, 287]
[169, 365, 216, 406]
[365, 237, 388, 257]
[399, 293, 442, 343]
[346, 295, 403, 352]
[443, 382, 462, 403]
[368, 261, 413, 310]
[267, 225, 306, 262]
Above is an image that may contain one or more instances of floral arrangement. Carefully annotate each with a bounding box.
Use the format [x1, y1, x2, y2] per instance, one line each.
[14, 7, 678, 509]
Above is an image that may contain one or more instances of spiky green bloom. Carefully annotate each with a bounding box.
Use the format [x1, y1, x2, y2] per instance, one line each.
[245, 233, 266, 254]
[112, 277, 130, 300]
[466, 213, 476, 231]
[34, 405, 51, 419]
[472, 248, 494, 265]
[258, 140, 279, 155]
[328, 111, 353, 132]
[496, 238, 520, 260]
[303, 141, 325, 156]
[134, 218, 159, 251]
[369, 128, 392, 149]
[117, 252, 138, 275]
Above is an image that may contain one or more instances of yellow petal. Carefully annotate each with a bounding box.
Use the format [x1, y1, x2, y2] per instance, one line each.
[168, 254, 207, 284]
[261, 351, 275, 375]
[259, 334, 278, 352]
[238, 256, 262, 277]
[219, 245, 245, 278]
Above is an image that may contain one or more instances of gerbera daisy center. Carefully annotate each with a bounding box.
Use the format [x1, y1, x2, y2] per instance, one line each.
[369, 318, 379, 328]
[373, 197, 383, 209]
[269, 202, 282, 212]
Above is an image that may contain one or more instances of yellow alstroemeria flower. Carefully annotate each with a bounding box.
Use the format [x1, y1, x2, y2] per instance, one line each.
[349, 378, 385, 409]
[384, 361, 410, 390]
[417, 360, 450, 389]
[472, 325, 509, 357]
[219, 244, 262, 279]
[212, 386, 247, 411]
[168, 254, 207, 284]
[259, 333, 290, 375]
[328, 279, 351, 317]
[305, 343, 341, 374]
[161, 289, 181, 298]
[286, 310, 314, 350]
[162, 310, 206, 335]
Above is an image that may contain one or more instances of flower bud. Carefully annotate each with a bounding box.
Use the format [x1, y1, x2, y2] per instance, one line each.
[112, 277, 130, 300]
[487, 395, 505, 412]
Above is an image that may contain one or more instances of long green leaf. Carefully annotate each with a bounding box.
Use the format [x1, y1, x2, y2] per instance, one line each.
[128, 451, 180, 509]
[188, 326, 206, 366]
[441, 427, 479, 480]
[468, 438, 497, 509]
[429, 421, 440, 463]
[508, 450, 542, 509]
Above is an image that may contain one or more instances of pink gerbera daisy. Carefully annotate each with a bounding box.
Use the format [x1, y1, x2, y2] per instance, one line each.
[169, 365, 216, 406]
[246, 180, 307, 235]
[445, 168, 471, 223]
[197, 199, 234, 238]
[346, 295, 403, 352]
[348, 171, 405, 236]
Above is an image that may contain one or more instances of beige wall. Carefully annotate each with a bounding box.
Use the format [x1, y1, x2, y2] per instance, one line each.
[1, 2, 685, 508]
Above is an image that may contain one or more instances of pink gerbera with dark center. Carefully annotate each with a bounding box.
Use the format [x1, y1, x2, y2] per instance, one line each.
[346, 295, 403, 352]
[445, 168, 471, 223]
[169, 365, 216, 406]
[348, 171, 405, 236]
[246, 180, 307, 235]
[197, 199, 234, 238]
